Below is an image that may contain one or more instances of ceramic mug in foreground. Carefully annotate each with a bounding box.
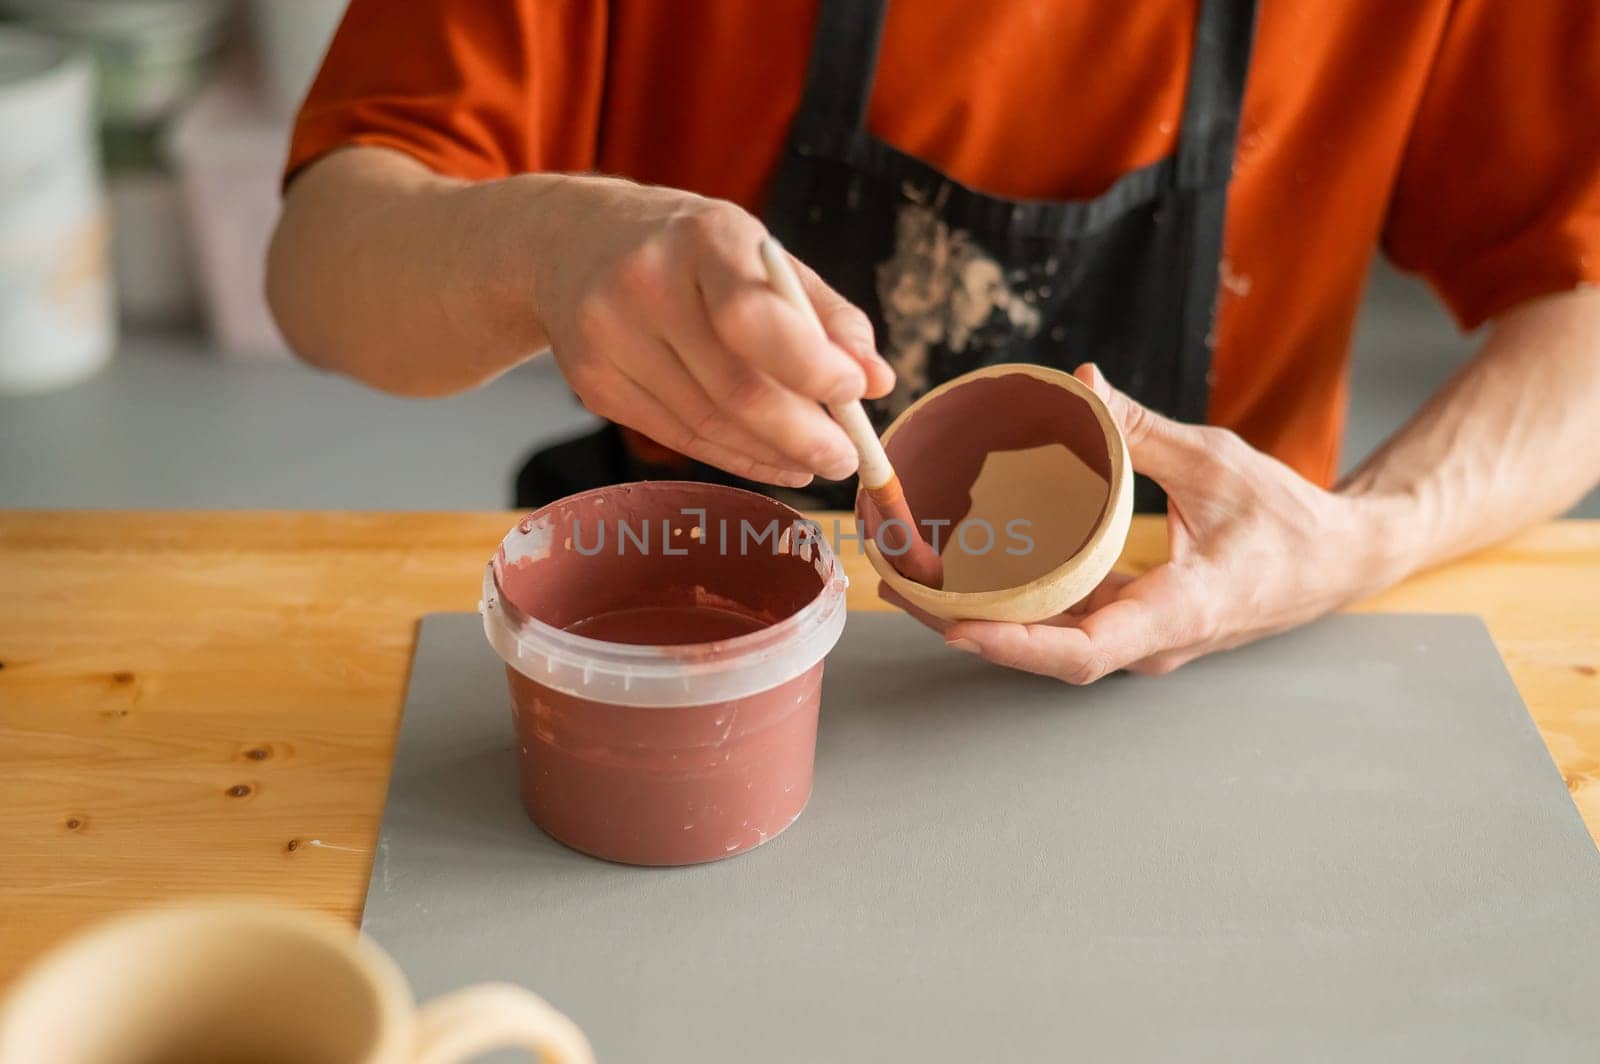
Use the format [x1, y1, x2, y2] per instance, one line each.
[0, 902, 593, 1064]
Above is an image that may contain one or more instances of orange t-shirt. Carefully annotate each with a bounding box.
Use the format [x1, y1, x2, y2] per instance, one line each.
[288, 0, 1600, 486]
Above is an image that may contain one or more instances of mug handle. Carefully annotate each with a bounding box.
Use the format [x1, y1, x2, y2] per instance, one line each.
[411, 983, 595, 1064]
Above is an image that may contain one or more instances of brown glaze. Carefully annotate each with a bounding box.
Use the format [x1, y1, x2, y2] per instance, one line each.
[860, 371, 1112, 591]
[495, 482, 833, 865]
[509, 661, 821, 866]
[862, 476, 945, 588]
[564, 604, 767, 644]
[496, 482, 823, 632]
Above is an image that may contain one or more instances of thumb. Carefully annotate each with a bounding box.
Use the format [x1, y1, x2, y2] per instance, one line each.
[792, 254, 896, 400]
[1073, 363, 1215, 489]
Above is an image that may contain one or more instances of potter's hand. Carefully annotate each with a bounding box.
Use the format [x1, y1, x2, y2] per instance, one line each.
[881, 362, 1402, 682]
[534, 179, 894, 487]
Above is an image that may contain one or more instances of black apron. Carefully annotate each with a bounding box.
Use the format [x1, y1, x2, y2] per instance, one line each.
[516, 0, 1257, 514]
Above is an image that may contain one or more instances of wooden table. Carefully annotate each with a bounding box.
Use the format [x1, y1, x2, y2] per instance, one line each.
[2, 512, 1597, 990]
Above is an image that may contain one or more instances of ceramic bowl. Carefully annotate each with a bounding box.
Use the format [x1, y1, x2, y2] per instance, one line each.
[859, 363, 1133, 623]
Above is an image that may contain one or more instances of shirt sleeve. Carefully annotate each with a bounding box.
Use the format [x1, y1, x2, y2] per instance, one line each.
[285, 0, 606, 185]
[1382, 0, 1600, 329]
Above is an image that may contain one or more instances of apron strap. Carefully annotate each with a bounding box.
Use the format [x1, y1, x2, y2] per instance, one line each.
[1176, 0, 1260, 185]
[790, 0, 891, 149]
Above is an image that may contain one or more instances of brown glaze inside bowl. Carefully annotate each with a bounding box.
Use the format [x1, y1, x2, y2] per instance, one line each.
[883, 372, 1112, 594]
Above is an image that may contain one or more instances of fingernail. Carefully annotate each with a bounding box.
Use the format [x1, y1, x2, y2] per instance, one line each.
[863, 363, 896, 400]
[946, 637, 980, 654]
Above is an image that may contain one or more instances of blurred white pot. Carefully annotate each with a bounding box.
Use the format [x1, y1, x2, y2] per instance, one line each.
[109, 170, 198, 325]
[0, 26, 114, 393]
[0, 0, 232, 126]
[169, 64, 292, 360]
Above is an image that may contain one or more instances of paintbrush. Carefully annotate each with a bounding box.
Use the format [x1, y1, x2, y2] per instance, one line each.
[757, 237, 944, 589]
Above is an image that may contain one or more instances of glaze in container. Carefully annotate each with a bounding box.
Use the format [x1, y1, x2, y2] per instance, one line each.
[483, 482, 847, 865]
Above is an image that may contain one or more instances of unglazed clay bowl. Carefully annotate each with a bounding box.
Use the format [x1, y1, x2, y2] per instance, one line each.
[858, 364, 1133, 624]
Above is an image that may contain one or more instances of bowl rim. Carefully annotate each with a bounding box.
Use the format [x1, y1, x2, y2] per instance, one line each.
[862, 362, 1132, 614]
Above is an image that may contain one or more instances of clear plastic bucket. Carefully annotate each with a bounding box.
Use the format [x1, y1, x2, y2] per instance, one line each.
[482, 482, 847, 865]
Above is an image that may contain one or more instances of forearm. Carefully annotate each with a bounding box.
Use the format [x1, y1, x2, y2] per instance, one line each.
[1340, 287, 1600, 583]
[267, 146, 566, 396]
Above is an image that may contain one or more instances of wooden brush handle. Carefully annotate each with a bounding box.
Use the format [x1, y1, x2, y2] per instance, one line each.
[828, 399, 895, 491]
[757, 238, 896, 491]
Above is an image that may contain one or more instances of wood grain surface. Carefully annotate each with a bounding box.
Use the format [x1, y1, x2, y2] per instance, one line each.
[2, 512, 1597, 990]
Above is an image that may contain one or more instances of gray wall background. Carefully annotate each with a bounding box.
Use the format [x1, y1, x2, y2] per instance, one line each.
[2, 263, 1597, 517]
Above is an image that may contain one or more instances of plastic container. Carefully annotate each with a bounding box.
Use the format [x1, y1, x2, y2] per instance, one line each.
[168, 64, 294, 359]
[107, 169, 197, 325]
[0, 26, 114, 393]
[0, 0, 231, 126]
[482, 482, 848, 866]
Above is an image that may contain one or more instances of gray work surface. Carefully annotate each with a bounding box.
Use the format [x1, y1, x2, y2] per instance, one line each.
[363, 612, 1600, 1063]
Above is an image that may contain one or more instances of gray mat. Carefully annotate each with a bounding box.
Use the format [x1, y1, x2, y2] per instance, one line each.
[363, 613, 1600, 1062]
